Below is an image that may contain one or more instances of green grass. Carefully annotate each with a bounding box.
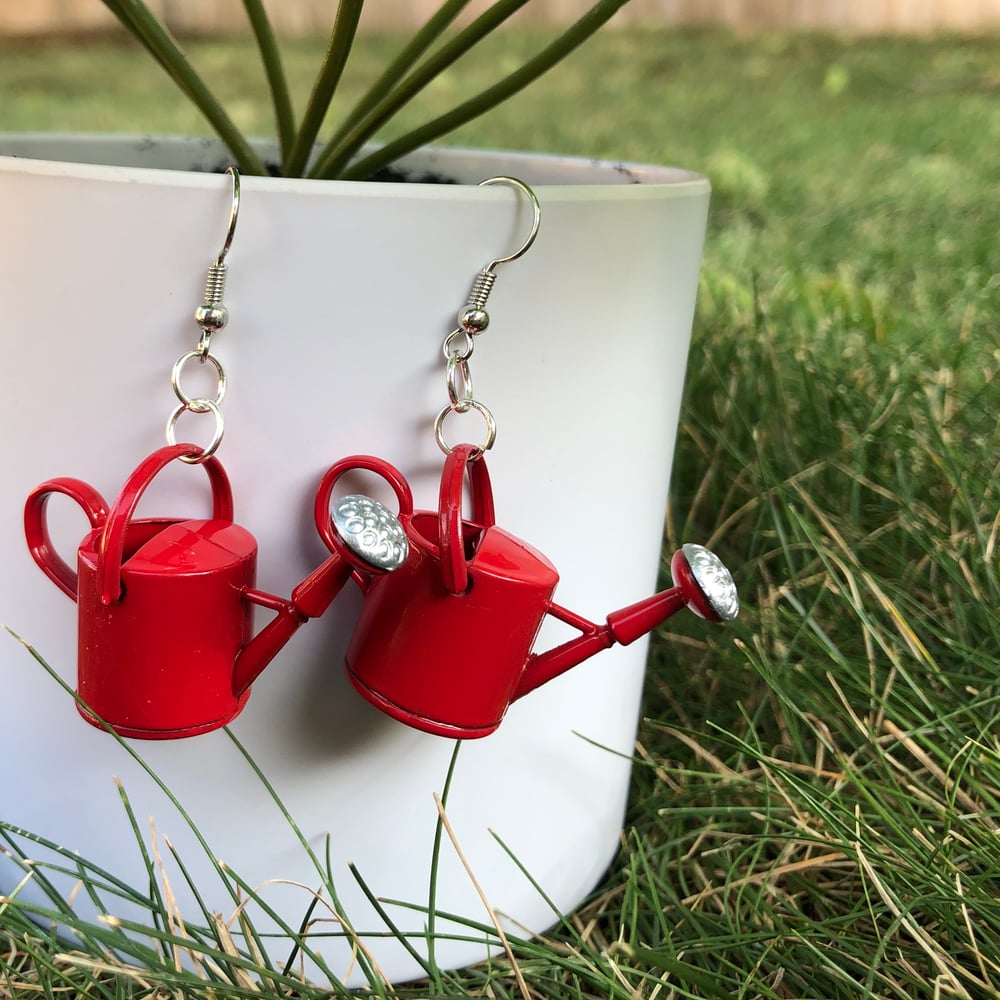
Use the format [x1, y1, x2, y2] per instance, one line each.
[2, 25, 1000, 999]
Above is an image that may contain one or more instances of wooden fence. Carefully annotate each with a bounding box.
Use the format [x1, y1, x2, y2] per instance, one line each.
[2, 0, 999, 37]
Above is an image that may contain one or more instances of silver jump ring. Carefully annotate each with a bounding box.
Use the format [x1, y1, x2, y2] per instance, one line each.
[446, 354, 474, 410]
[434, 400, 496, 458]
[165, 398, 225, 463]
[478, 176, 541, 270]
[171, 350, 227, 408]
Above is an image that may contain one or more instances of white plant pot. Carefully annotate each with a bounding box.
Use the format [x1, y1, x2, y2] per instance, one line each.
[0, 135, 709, 984]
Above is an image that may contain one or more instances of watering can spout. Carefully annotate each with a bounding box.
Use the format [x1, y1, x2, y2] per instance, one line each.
[232, 554, 354, 697]
[514, 626, 615, 699]
[233, 492, 412, 697]
[605, 588, 687, 646]
[514, 544, 739, 701]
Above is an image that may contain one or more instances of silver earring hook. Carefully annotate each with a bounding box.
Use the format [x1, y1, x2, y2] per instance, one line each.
[434, 176, 541, 458]
[165, 165, 243, 463]
[215, 165, 240, 266]
[478, 176, 541, 271]
[194, 166, 240, 353]
[450, 175, 541, 341]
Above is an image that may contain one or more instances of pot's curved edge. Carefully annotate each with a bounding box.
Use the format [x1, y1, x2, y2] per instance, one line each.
[0, 133, 710, 200]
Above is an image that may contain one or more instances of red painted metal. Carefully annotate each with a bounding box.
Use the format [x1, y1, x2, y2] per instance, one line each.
[24, 443, 365, 739]
[338, 445, 730, 739]
[24, 440, 736, 742]
[24, 477, 109, 599]
[25, 444, 254, 737]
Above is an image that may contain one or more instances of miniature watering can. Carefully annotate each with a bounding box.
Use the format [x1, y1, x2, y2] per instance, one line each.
[24, 443, 409, 739]
[318, 444, 740, 739]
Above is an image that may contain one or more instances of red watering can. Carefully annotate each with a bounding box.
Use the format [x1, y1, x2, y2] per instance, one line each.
[24, 444, 409, 739]
[319, 444, 740, 739]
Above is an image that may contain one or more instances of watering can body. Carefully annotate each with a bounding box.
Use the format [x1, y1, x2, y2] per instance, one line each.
[74, 516, 256, 738]
[346, 510, 560, 738]
[24, 445, 261, 738]
[25, 444, 412, 739]
[337, 445, 740, 739]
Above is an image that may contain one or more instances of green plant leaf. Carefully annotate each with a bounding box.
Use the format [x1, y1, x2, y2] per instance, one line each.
[335, 0, 633, 181]
[100, 0, 267, 174]
[309, 0, 474, 177]
[283, 0, 366, 177]
[348, 862, 435, 980]
[308, 0, 532, 179]
[241, 0, 296, 162]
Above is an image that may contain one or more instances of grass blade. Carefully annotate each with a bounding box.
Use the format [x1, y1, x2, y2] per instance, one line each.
[220, 727, 379, 991]
[609, 944, 733, 999]
[348, 862, 434, 980]
[112, 780, 168, 958]
[426, 740, 462, 992]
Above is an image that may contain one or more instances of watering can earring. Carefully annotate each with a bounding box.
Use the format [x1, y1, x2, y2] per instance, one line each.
[23, 170, 409, 740]
[321, 177, 740, 739]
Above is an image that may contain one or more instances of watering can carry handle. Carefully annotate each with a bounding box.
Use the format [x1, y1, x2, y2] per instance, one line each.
[314, 454, 415, 556]
[24, 478, 111, 601]
[98, 443, 234, 606]
[439, 444, 497, 595]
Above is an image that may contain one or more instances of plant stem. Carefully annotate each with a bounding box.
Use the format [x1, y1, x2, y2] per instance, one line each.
[241, 0, 296, 163]
[332, 0, 634, 181]
[283, 0, 366, 178]
[100, 0, 267, 175]
[309, 0, 531, 180]
[307, 0, 476, 179]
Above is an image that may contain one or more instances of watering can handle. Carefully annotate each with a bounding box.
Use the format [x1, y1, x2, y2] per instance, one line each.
[438, 444, 496, 595]
[24, 478, 111, 600]
[98, 443, 234, 606]
[314, 454, 415, 556]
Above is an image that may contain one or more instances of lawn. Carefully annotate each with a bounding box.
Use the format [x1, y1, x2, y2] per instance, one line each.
[2, 23, 1000, 999]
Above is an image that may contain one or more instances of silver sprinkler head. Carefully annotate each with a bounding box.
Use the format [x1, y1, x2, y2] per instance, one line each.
[331, 495, 409, 572]
[680, 543, 739, 621]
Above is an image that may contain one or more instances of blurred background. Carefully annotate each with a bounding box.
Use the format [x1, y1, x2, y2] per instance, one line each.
[2, 0, 1000, 36]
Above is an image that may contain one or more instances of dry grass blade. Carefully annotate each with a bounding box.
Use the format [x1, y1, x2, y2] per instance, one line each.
[432, 795, 530, 1000]
[149, 819, 192, 976]
[854, 841, 981, 999]
[681, 851, 851, 907]
[209, 914, 261, 993]
[881, 721, 1000, 833]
